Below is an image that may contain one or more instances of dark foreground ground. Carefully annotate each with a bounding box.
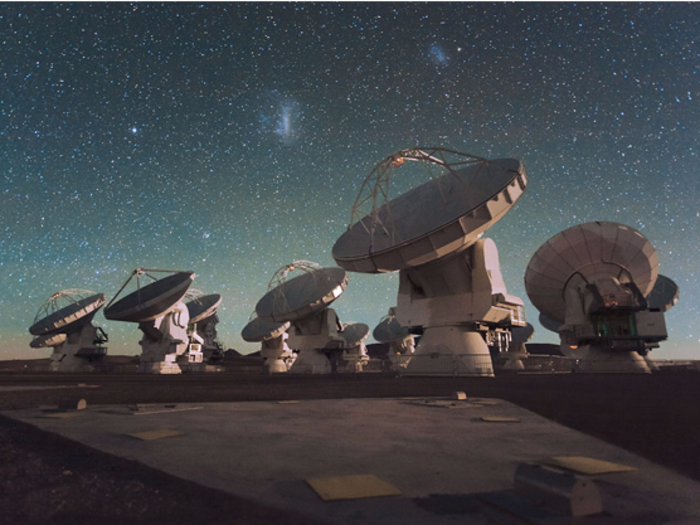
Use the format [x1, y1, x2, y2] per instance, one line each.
[1, 369, 699, 524]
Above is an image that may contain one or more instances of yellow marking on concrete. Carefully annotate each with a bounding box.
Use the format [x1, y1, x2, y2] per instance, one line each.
[406, 399, 484, 409]
[39, 411, 84, 419]
[128, 429, 185, 441]
[472, 399, 500, 406]
[277, 400, 301, 404]
[306, 474, 401, 501]
[131, 406, 203, 416]
[540, 456, 637, 475]
[481, 416, 520, 423]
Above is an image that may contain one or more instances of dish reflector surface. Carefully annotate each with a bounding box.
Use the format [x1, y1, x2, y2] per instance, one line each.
[373, 316, 410, 343]
[340, 323, 370, 346]
[241, 316, 290, 342]
[186, 294, 222, 324]
[30, 332, 67, 349]
[645, 274, 679, 312]
[510, 323, 534, 343]
[538, 313, 563, 334]
[105, 271, 195, 323]
[256, 267, 348, 323]
[29, 292, 106, 336]
[333, 150, 526, 273]
[524, 222, 658, 324]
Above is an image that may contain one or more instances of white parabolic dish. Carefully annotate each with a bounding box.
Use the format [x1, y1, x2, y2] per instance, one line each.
[645, 274, 679, 312]
[373, 316, 410, 343]
[104, 271, 195, 323]
[524, 222, 659, 324]
[339, 323, 370, 346]
[186, 293, 222, 325]
[29, 293, 107, 337]
[333, 157, 527, 273]
[30, 332, 68, 349]
[241, 316, 291, 343]
[255, 267, 348, 323]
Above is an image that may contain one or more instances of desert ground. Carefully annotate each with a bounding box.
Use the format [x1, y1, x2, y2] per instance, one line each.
[1, 357, 699, 524]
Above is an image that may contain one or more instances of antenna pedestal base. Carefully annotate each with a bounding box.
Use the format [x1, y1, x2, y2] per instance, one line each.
[193, 316, 221, 362]
[138, 356, 182, 375]
[403, 327, 494, 377]
[501, 353, 528, 371]
[285, 308, 344, 374]
[261, 335, 293, 374]
[263, 358, 290, 374]
[47, 325, 106, 373]
[340, 354, 368, 373]
[137, 303, 189, 375]
[563, 344, 651, 374]
[288, 349, 331, 374]
[49, 348, 99, 373]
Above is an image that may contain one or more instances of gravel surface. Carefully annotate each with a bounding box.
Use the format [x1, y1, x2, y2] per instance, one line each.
[1, 370, 699, 524]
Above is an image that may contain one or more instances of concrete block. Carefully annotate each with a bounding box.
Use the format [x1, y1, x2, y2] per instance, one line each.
[514, 462, 603, 517]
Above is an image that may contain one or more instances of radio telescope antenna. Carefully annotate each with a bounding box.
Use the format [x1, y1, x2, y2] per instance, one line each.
[524, 222, 676, 373]
[256, 262, 347, 324]
[338, 322, 371, 372]
[105, 268, 195, 374]
[184, 290, 224, 366]
[372, 311, 415, 371]
[333, 147, 527, 376]
[28, 289, 108, 372]
[105, 268, 194, 322]
[241, 314, 293, 374]
[646, 274, 679, 312]
[254, 261, 348, 374]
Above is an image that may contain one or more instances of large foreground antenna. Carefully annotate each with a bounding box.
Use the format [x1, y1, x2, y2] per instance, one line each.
[333, 147, 527, 376]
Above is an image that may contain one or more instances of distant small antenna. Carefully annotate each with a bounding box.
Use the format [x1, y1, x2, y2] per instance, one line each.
[186, 293, 222, 325]
[373, 314, 411, 344]
[253, 261, 349, 374]
[30, 290, 106, 337]
[256, 262, 348, 324]
[105, 269, 196, 374]
[28, 289, 108, 372]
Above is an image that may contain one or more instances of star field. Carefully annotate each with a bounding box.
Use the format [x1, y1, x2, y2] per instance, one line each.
[1, 3, 698, 359]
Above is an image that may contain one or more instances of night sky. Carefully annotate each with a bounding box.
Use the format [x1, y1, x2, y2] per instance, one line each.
[2, 2, 698, 360]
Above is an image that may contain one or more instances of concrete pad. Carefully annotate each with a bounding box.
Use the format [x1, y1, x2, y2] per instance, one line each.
[127, 429, 185, 441]
[539, 456, 638, 475]
[480, 416, 520, 423]
[5, 398, 700, 524]
[38, 411, 84, 419]
[306, 474, 401, 501]
[127, 405, 204, 416]
[404, 398, 485, 409]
